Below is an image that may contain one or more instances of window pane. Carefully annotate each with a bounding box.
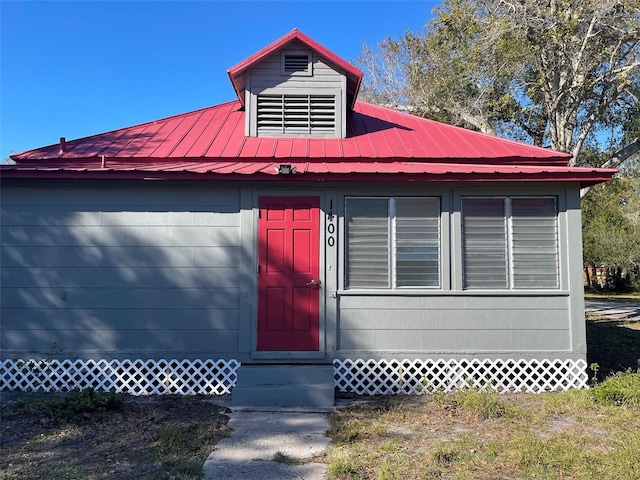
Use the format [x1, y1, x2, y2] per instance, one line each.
[462, 198, 508, 289]
[511, 198, 559, 289]
[346, 198, 389, 288]
[395, 198, 440, 287]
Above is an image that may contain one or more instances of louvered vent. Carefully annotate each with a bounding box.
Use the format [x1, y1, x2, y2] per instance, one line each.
[257, 94, 336, 137]
[284, 54, 310, 73]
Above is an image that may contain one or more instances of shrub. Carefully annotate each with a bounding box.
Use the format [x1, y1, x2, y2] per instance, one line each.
[452, 387, 508, 420]
[47, 388, 122, 420]
[591, 370, 640, 407]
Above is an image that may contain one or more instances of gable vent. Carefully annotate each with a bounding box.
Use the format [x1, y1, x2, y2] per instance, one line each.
[284, 54, 310, 73]
[257, 94, 336, 137]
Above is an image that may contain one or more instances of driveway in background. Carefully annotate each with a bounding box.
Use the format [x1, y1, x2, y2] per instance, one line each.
[585, 299, 640, 321]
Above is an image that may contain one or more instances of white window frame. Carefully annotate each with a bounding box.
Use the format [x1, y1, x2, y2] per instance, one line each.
[345, 196, 441, 289]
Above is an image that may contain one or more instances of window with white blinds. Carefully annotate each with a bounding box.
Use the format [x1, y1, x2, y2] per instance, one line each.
[461, 198, 508, 289]
[345, 197, 440, 289]
[511, 198, 559, 289]
[462, 197, 559, 290]
[256, 94, 336, 137]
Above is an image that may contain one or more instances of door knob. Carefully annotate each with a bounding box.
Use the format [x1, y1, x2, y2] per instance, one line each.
[306, 279, 321, 287]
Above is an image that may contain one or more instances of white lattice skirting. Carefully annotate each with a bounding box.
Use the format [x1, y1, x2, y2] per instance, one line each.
[1, 358, 588, 396]
[0, 359, 240, 395]
[333, 359, 589, 394]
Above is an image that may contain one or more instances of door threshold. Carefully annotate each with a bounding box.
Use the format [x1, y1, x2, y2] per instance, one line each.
[251, 351, 326, 361]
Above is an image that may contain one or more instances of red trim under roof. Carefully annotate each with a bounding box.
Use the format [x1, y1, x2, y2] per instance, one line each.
[227, 28, 363, 108]
[0, 159, 617, 188]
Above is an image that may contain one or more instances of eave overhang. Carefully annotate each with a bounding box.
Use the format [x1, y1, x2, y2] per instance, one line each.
[0, 160, 616, 188]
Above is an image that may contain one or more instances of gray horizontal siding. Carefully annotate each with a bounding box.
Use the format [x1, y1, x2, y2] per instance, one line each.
[339, 330, 569, 352]
[0, 185, 239, 206]
[1, 329, 239, 355]
[1, 207, 239, 227]
[1, 183, 244, 358]
[251, 61, 342, 82]
[339, 294, 568, 310]
[250, 72, 343, 89]
[338, 295, 571, 353]
[1, 287, 239, 309]
[250, 44, 344, 91]
[2, 308, 239, 330]
[2, 307, 239, 356]
[1, 246, 239, 268]
[1, 225, 240, 246]
[2, 267, 239, 288]
[339, 311, 566, 330]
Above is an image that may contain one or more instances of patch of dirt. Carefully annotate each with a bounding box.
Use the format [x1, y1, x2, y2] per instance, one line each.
[0, 391, 230, 480]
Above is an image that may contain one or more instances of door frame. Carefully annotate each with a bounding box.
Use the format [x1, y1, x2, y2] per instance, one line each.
[250, 190, 327, 360]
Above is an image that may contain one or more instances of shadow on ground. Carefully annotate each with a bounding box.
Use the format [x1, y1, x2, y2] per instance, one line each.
[586, 317, 640, 379]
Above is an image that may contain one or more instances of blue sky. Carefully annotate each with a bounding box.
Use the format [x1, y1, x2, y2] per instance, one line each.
[1, 1, 436, 160]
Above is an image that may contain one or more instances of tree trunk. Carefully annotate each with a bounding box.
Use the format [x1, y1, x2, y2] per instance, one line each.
[584, 266, 591, 289]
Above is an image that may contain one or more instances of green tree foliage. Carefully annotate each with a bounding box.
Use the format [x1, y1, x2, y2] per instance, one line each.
[582, 163, 640, 291]
[358, 0, 640, 174]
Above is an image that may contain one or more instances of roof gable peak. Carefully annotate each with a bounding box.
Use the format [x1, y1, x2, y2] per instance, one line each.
[227, 29, 363, 109]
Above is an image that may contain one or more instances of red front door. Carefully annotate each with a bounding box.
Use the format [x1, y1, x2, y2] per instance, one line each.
[257, 196, 320, 351]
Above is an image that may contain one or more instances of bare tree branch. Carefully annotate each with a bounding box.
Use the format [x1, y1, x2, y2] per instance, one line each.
[359, 0, 640, 171]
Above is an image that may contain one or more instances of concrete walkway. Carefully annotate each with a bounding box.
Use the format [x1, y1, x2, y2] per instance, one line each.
[202, 410, 331, 480]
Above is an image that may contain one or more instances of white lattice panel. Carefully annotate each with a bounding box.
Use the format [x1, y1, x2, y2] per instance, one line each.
[0, 359, 240, 396]
[333, 359, 589, 395]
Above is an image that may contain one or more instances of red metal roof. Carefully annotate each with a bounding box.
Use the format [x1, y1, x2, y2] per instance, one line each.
[4, 101, 615, 188]
[227, 28, 363, 108]
[9, 100, 574, 164]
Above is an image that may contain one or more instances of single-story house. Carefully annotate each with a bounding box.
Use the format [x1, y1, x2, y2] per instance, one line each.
[0, 29, 616, 404]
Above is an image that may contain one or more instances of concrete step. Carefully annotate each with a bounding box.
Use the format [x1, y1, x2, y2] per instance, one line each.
[231, 365, 335, 408]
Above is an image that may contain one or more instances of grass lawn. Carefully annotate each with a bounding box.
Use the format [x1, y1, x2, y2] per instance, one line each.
[585, 293, 640, 303]
[321, 378, 640, 479]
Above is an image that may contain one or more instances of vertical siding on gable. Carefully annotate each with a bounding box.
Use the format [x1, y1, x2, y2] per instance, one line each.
[0, 183, 242, 359]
